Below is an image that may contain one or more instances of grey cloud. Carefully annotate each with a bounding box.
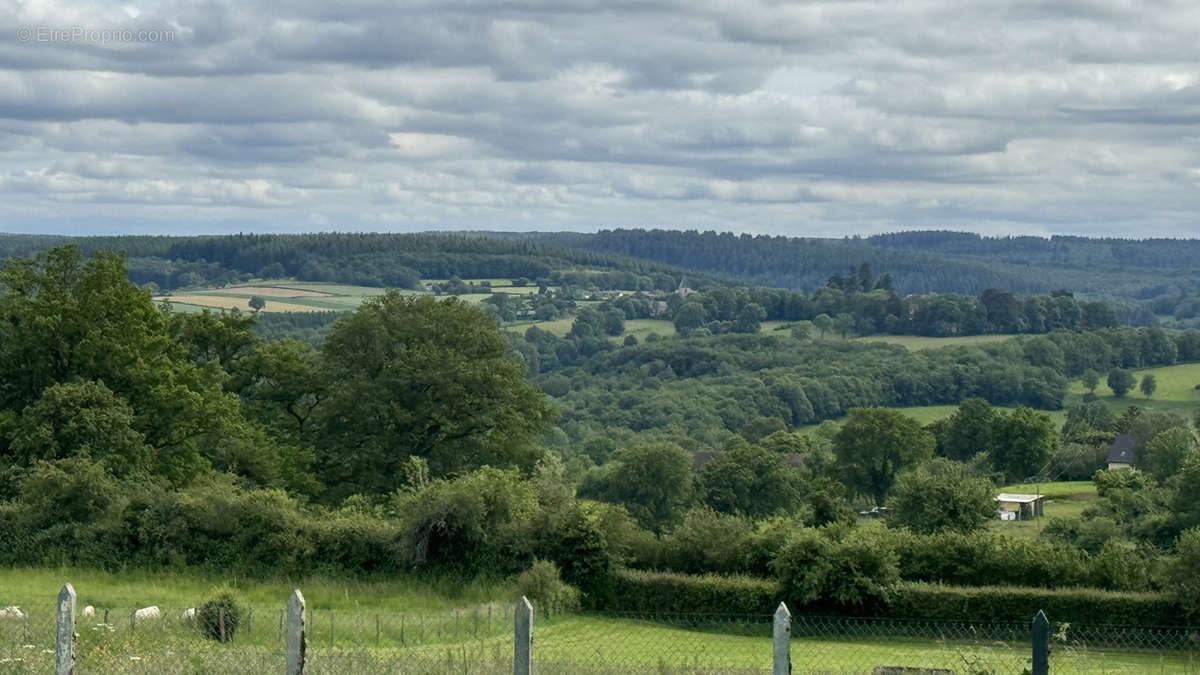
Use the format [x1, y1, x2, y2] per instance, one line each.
[3, 0, 1200, 237]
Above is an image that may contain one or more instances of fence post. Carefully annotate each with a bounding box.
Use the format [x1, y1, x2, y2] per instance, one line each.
[773, 602, 791, 675]
[286, 590, 307, 675]
[1031, 610, 1049, 675]
[514, 596, 533, 675]
[56, 583, 76, 675]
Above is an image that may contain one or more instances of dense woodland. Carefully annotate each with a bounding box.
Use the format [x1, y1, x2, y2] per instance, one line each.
[4, 236, 1200, 625]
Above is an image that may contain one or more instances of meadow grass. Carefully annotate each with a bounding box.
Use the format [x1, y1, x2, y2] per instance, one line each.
[0, 567, 511, 611]
[797, 405, 1068, 436]
[1065, 361, 1200, 418]
[851, 334, 1019, 350]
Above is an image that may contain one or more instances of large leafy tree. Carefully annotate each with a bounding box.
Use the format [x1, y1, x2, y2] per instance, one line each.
[0, 247, 287, 486]
[601, 443, 694, 534]
[989, 406, 1058, 482]
[887, 458, 995, 535]
[1108, 368, 1135, 397]
[316, 292, 555, 499]
[699, 440, 802, 518]
[834, 408, 935, 505]
[941, 397, 996, 462]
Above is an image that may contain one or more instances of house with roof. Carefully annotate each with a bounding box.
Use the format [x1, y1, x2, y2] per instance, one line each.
[1107, 434, 1134, 470]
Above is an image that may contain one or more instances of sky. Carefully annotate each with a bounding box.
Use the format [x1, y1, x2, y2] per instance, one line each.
[3, 0, 1200, 238]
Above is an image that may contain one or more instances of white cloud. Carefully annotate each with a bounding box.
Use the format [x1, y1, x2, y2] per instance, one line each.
[2, 0, 1200, 236]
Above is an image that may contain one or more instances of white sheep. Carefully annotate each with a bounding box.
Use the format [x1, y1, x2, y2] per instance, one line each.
[0, 606, 26, 619]
[133, 606, 161, 620]
[81, 605, 95, 617]
[181, 607, 196, 620]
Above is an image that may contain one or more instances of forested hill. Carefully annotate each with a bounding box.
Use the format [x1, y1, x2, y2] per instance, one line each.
[0, 233, 708, 292]
[5, 230, 1200, 315]
[517, 229, 1200, 300]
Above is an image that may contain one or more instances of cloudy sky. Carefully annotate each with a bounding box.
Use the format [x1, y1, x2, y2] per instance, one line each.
[3, 0, 1200, 237]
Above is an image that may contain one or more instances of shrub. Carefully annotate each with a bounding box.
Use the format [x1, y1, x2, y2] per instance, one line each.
[887, 458, 994, 535]
[772, 526, 899, 610]
[515, 560, 580, 617]
[1168, 528, 1200, 615]
[196, 590, 242, 642]
[593, 568, 1186, 625]
[887, 582, 1181, 625]
[593, 568, 779, 614]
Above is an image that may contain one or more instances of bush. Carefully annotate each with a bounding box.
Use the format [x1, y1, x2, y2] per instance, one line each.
[772, 527, 899, 610]
[196, 590, 242, 642]
[515, 560, 580, 617]
[886, 582, 1181, 625]
[887, 458, 994, 535]
[592, 568, 779, 614]
[593, 568, 1186, 625]
[892, 530, 1091, 588]
[1168, 528, 1200, 615]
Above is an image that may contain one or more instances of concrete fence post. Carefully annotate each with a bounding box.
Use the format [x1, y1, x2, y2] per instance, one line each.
[773, 602, 791, 675]
[514, 596, 533, 675]
[286, 590, 307, 675]
[1031, 609, 1049, 675]
[56, 583, 76, 675]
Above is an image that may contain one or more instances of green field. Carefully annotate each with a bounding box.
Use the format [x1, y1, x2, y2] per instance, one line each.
[1064, 362, 1200, 417]
[989, 481, 1098, 539]
[2, 568, 1193, 674]
[852, 334, 1019, 350]
[615, 319, 677, 342]
[156, 280, 554, 315]
[798, 405, 1068, 436]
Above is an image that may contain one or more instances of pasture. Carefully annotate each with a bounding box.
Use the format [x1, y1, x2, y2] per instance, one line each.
[852, 333, 1019, 350]
[797, 405, 1068, 437]
[990, 481, 1098, 539]
[1065, 361, 1200, 418]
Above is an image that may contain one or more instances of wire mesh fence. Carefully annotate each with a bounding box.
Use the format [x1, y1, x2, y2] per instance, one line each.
[6, 589, 1200, 674]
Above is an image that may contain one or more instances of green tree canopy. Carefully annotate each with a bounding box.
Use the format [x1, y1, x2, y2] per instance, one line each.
[698, 440, 802, 518]
[1108, 368, 1135, 397]
[833, 408, 935, 505]
[1141, 374, 1158, 399]
[601, 443, 694, 534]
[0, 246, 286, 486]
[316, 292, 555, 499]
[990, 406, 1059, 482]
[941, 397, 996, 462]
[887, 458, 996, 535]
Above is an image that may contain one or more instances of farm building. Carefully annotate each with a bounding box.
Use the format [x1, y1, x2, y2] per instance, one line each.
[994, 493, 1045, 521]
[1107, 434, 1134, 470]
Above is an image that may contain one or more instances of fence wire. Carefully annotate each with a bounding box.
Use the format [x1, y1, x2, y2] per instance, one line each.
[5, 596, 1200, 674]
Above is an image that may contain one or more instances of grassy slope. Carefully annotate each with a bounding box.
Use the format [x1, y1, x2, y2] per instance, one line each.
[1064, 362, 1200, 418]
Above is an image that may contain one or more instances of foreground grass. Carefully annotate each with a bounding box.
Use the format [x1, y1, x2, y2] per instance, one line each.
[0, 567, 511, 612]
[4, 606, 1197, 674]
